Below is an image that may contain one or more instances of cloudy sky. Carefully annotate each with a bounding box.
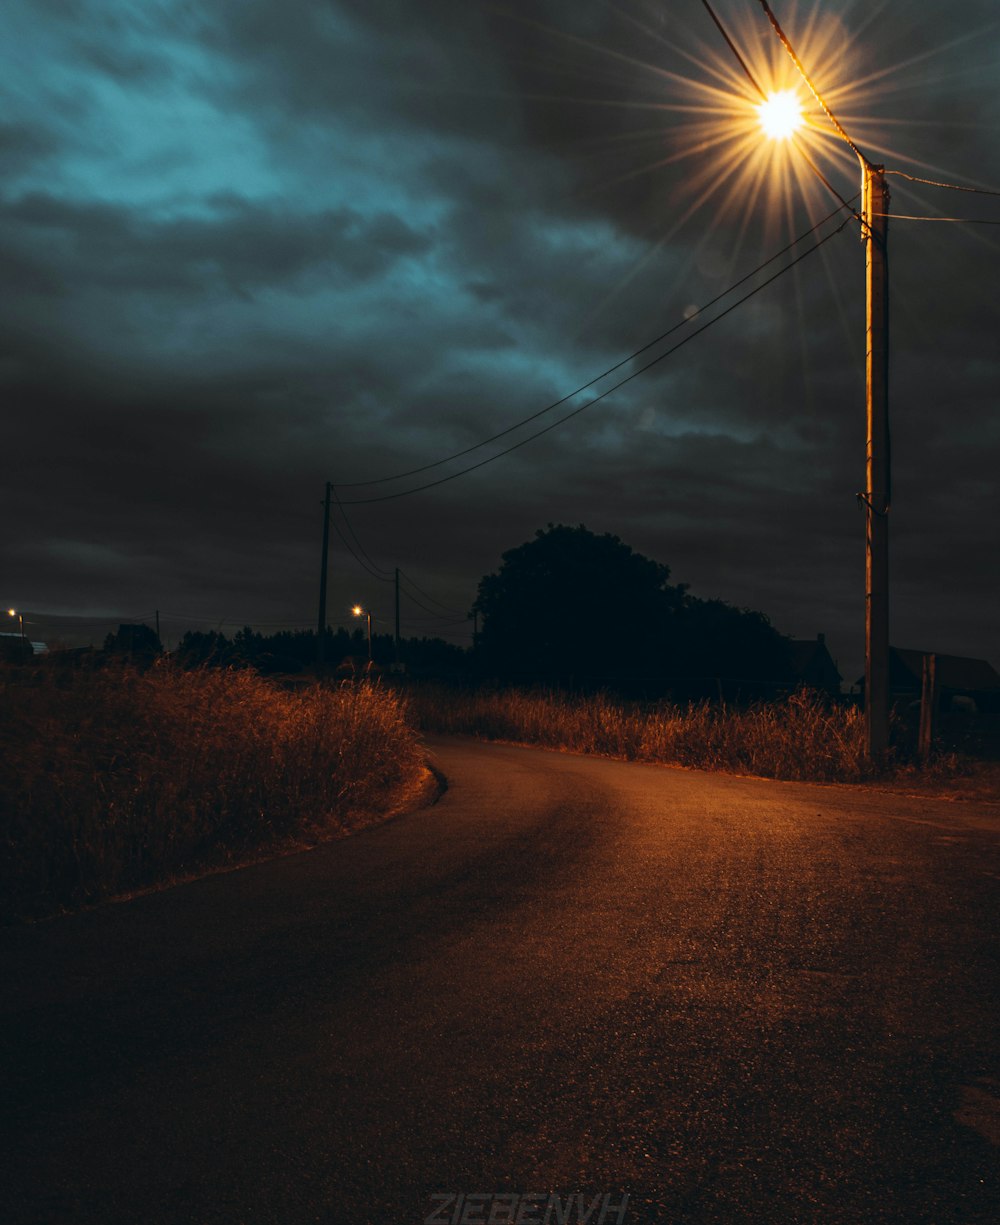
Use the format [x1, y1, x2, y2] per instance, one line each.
[3, 0, 998, 677]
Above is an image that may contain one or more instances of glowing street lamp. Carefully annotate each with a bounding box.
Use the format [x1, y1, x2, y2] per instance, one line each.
[756, 90, 802, 140]
[352, 604, 373, 664]
[7, 608, 25, 646]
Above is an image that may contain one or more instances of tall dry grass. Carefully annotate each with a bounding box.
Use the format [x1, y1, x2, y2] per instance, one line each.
[409, 685, 873, 782]
[1, 664, 423, 922]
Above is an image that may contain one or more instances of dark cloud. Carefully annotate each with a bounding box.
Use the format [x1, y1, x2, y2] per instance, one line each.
[1, 0, 997, 677]
[2, 192, 430, 296]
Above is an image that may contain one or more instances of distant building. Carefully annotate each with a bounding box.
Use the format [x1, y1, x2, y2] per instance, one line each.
[892, 649, 1000, 712]
[789, 633, 842, 696]
[0, 631, 47, 656]
[856, 648, 1000, 713]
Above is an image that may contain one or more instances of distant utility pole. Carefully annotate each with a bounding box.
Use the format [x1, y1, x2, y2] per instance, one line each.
[317, 481, 331, 669]
[918, 652, 938, 760]
[863, 164, 890, 763]
[394, 567, 401, 667]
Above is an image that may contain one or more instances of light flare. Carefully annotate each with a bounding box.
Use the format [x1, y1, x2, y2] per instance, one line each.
[757, 90, 803, 140]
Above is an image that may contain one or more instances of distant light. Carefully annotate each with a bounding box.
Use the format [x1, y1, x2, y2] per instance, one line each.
[7, 608, 15, 617]
[757, 90, 802, 140]
[352, 605, 364, 617]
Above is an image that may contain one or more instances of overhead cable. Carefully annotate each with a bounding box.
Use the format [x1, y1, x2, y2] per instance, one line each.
[753, 0, 867, 163]
[335, 197, 855, 493]
[399, 569, 467, 617]
[874, 213, 1000, 225]
[700, 0, 862, 224]
[338, 215, 853, 505]
[884, 170, 1000, 197]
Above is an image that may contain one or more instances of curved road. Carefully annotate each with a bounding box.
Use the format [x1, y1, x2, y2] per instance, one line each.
[2, 737, 999, 1224]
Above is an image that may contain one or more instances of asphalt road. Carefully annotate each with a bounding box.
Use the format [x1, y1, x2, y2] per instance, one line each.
[2, 737, 999, 1225]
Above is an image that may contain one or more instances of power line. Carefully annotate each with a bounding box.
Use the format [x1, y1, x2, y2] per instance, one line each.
[875, 213, 1000, 226]
[326, 482, 468, 617]
[328, 484, 394, 582]
[158, 613, 317, 628]
[327, 495, 471, 617]
[328, 516, 389, 583]
[401, 615, 471, 628]
[885, 170, 1000, 197]
[400, 582, 462, 616]
[700, 0, 862, 224]
[398, 569, 467, 618]
[337, 214, 853, 506]
[399, 580, 466, 621]
[334, 198, 856, 492]
[23, 612, 156, 629]
[754, 0, 866, 163]
[699, 0, 761, 97]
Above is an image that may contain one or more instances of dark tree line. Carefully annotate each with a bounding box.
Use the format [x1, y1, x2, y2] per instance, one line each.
[180, 626, 467, 677]
[101, 623, 468, 679]
[91, 524, 798, 697]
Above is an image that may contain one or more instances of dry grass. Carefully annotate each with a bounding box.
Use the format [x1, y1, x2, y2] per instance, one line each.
[409, 685, 898, 783]
[0, 664, 423, 922]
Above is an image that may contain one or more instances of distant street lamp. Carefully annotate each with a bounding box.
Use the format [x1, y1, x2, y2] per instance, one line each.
[7, 608, 25, 647]
[352, 604, 373, 665]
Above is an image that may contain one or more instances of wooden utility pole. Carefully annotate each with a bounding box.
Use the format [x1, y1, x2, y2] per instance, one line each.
[317, 481, 331, 669]
[918, 652, 937, 760]
[863, 163, 890, 763]
[394, 567, 401, 667]
[748, 1, 892, 764]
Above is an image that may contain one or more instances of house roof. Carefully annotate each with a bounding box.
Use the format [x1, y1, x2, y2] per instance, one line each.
[790, 640, 821, 668]
[891, 649, 1000, 692]
[789, 638, 842, 681]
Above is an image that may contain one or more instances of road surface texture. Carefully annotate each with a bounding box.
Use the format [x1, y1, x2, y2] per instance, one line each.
[2, 736, 999, 1224]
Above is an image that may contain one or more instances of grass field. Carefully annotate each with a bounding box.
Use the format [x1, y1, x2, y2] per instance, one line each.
[406, 684, 970, 786]
[0, 664, 423, 922]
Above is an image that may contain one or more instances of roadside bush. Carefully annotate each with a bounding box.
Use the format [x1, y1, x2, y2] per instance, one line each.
[0, 664, 422, 922]
[409, 685, 872, 782]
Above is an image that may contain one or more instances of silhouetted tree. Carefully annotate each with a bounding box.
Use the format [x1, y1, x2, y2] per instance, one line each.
[402, 635, 470, 681]
[474, 524, 794, 694]
[671, 596, 793, 687]
[174, 630, 233, 667]
[473, 524, 685, 684]
[103, 623, 161, 663]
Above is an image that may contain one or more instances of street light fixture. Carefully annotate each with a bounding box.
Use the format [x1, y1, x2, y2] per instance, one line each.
[352, 604, 373, 665]
[7, 608, 25, 647]
[757, 90, 802, 140]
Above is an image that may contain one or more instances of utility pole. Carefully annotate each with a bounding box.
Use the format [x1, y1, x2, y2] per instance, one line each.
[747, 1, 892, 765]
[394, 567, 401, 667]
[918, 652, 937, 760]
[155, 609, 160, 645]
[317, 481, 331, 670]
[863, 163, 890, 763]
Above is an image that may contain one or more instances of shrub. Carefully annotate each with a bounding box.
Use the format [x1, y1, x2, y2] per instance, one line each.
[0, 663, 422, 922]
[408, 685, 872, 781]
